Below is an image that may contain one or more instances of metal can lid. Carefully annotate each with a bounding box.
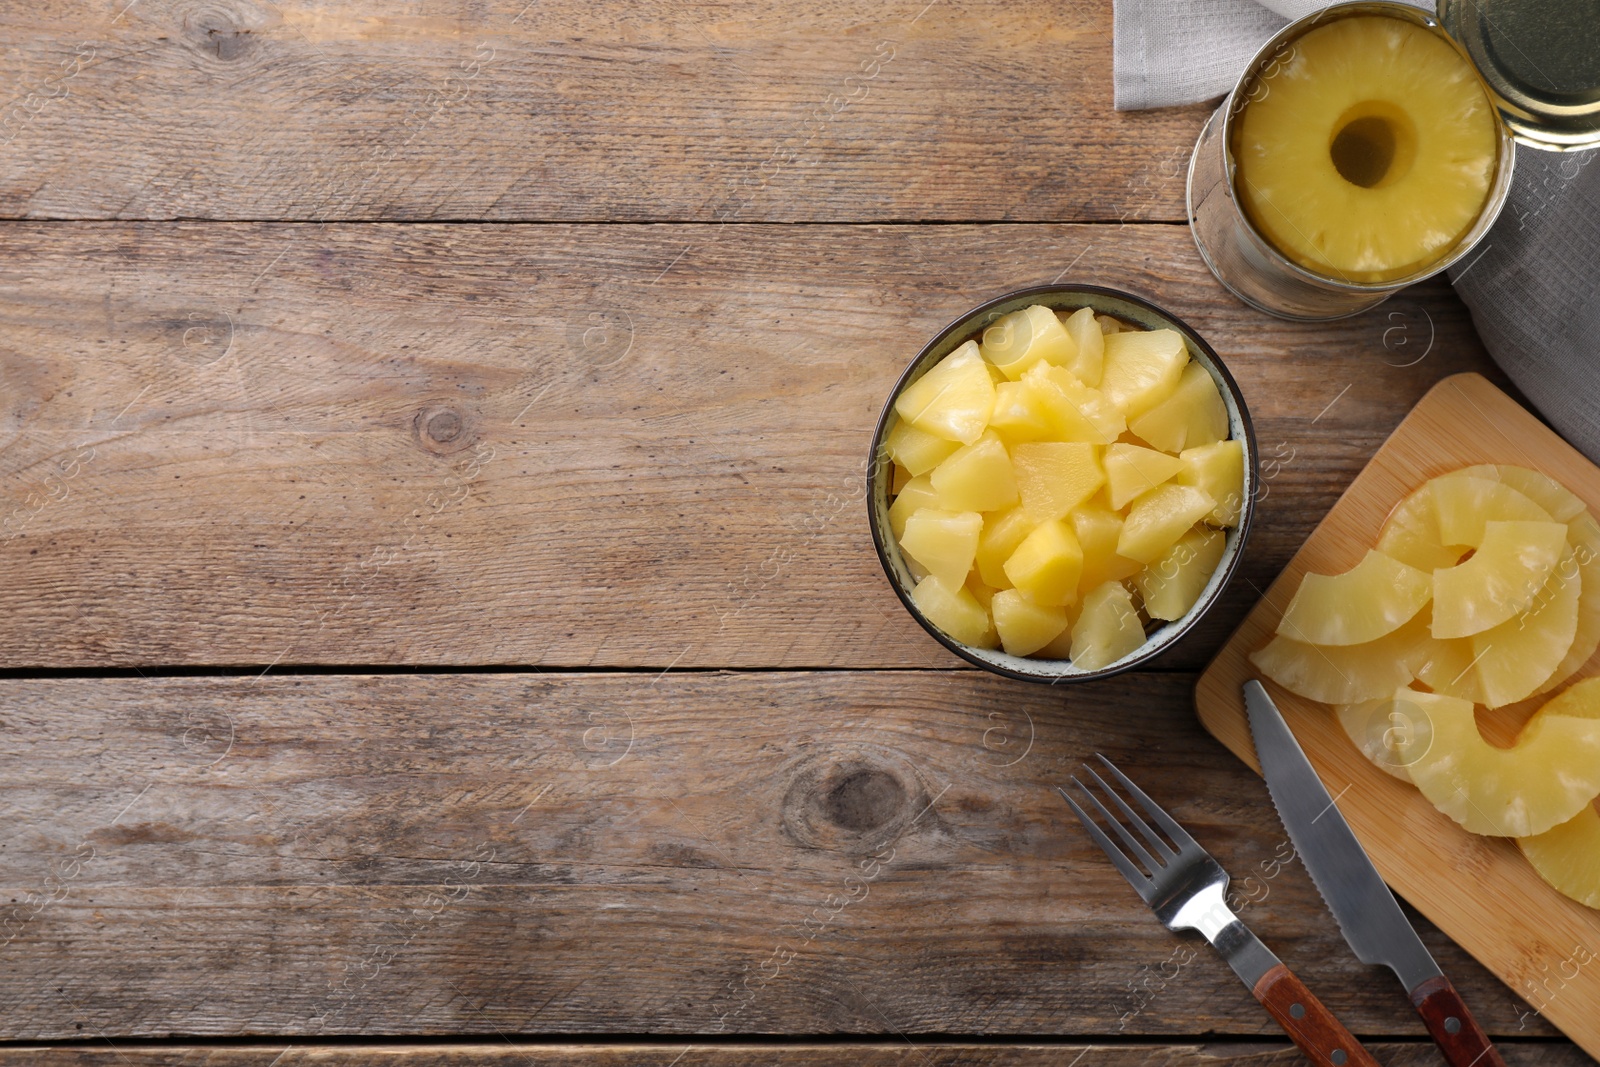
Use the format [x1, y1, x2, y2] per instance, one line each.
[1439, 0, 1600, 151]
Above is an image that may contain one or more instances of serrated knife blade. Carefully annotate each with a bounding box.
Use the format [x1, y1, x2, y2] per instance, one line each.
[1244, 680, 1506, 1067]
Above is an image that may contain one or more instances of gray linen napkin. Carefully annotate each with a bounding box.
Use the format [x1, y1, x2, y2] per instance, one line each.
[1113, 0, 1600, 461]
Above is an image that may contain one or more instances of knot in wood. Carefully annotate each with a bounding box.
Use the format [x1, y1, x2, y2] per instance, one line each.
[413, 402, 477, 455]
[778, 747, 926, 855]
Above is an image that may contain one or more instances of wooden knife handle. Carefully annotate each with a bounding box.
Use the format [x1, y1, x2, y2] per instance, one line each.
[1253, 963, 1380, 1067]
[1410, 974, 1507, 1067]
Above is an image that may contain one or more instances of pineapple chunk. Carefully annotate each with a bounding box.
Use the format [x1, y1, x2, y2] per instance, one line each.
[884, 418, 961, 477]
[966, 573, 999, 612]
[1128, 362, 1228, 454]
[1335, 688, 1435, 783]
[1003, 518, 1084, 607]
[1469, 547, 1579, 708]
[888, 475, 939, 540]
[981, 304, 1076, 381]
[1541, 513, 1600, 694]
[1012, 442, 1105, 523]
[930, 431, 1019, 513]
[1135, 525, 1227, 621]
[1072, 505, 1142, 594]
[1378, 482, 1468, 572]
[1104, 443, 1185, 510]
[1277, 549, 1431, 646]
[1250, 613, 1431, 704]
[1117, 484, 1216, 564]
[899, 509, 983, 587]
[1070, 581, 1146, 670]
[894, 340, 996, 445]
[988, 381, 1054, 445]
[975, 507, 1035, 589]
[1519, 803, 1600, 909]
[1059, 307, 1104, 386]
[1098, 329, 1188, 418]
[1408, 677, 1600, 837]
[1431, 474, 1551, 545]
[991, 588, 1070, 657]
[1020, 363, 1125, 444]
[1175, 440, 1246, 527]
[911, 574, 997, 649]
[1432, 520, 1568, 638]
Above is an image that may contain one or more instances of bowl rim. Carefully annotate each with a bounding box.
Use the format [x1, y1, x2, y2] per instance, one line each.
[866, 282, 1258, 684]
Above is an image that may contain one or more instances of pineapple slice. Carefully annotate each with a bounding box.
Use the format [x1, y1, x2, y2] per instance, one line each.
[911, 574, 997, 649]
[930, 431, 1019, 513]
[1003, 518, 1084, 607]
[1021, 363, 1125, 444]
[1491, 464, 1586, 522]
[1071, 581, 1147, 670]
[1059, 307, 1104, 385]
[1250, 612, 1431, 704]
[988, 381, 1054, 445]
[1411, 628, 1488, 705]
[1335, 689, 1436, 783]
[1518, 803, 1600, 910]
[1277, 549, 1431, 646]
[1098, 329, 1188, 418]
[1128, 362, 1228, 454]
[1104, 443, 1185, 510]
[889, 475, 940, 540]
[1233, 14, 1500, 283]
[1408, 677, 1600, 837]
[1431, 475, 1551, 546]
[981, 304, 1077, 381]
[1174, 440, 1245, 527]
[1432, 520, 1568, 638]
[1470, 546, 1579, 708]
[1540, 513, 1600, 694]
[899, 509, 983, 587]
[884, 419, 961, 477]
[1377, 482, 1467, 572]
[1072, 505, 1142, 594]
[1134, 525, 1227, 621]
[1012, 442, 1105, 523]
[894, 340, 996, 444]
[991, 588, 1070, 657]
[1117, 484, 1216, 564]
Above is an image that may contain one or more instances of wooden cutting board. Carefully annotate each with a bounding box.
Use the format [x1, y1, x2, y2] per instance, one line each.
[1196, 372, 1600, 1057]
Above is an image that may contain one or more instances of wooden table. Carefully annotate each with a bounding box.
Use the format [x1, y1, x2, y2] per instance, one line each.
[0, 1, 1585, 1063]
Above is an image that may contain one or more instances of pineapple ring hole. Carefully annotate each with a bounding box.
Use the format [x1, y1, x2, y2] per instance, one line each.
[1328, 103, 1418, 190]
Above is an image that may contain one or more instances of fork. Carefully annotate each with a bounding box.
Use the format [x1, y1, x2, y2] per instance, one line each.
[1060, 755, 1379, 1067]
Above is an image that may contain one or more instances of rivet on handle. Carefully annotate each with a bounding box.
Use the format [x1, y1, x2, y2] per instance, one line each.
[1444, 1016, 1462, 1035]
[1331, 1050, 1348, 1066]
[1290, 1002, 1306, 1019]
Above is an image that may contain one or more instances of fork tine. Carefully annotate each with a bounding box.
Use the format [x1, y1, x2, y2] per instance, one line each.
[1056, 784, 1152, 896]
[1083, 763, 1176, 862]
[1072, 773, 1166, 878]
[1096, 753, 1198, 852]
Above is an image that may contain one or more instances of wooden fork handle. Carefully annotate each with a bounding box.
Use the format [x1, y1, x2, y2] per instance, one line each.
[1410, 975, 1506, 1067]
[1253, 963, 1381, 1067]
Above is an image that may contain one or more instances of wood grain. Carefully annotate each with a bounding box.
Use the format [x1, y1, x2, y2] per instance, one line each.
[0, 222, 1495, 670]
[0, 1041, 1588, 1066]
[0, 671, 1552, 1039]
[1196, 375, 1600, 1060]
[0, 0, 1214, 223]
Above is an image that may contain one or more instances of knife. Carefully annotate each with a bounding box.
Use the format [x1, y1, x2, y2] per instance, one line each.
[1245, 679, 1507, 1067]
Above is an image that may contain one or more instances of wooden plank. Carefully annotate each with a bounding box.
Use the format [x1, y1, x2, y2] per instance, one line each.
[0, 1042, 1588, 1066]
[1196, 374, 1600, 1061]
[0, 222, 1495, 669]
[0, 672, 1555, 1039]
[0, 0, 1210, 223]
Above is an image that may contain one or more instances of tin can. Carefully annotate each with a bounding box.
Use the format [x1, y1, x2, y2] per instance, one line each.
[1188, 0, 1600, 321]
